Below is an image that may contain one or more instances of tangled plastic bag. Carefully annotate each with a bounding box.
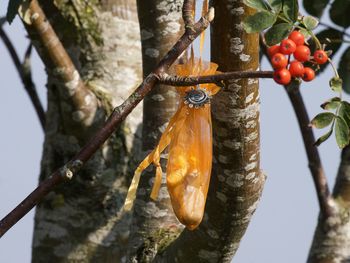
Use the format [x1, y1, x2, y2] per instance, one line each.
[123, 56, 220, 230]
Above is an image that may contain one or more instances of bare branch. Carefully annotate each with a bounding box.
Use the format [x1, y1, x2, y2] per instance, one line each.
[285, 83, 334, 218]
[0, 7, 214, 238]
[158, 70, 273, 86]
[0, 25, 45, 129]
[24, 0, 97, 128]
[182, 0, 195, 32]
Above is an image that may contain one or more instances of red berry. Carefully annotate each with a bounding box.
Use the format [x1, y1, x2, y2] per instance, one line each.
[288, 31, 305, 46]
[289, 61, 304, 77]
[280, 39, 297, 55]
[294, 45, 311, 62]
[271, 53, 288, 69]
[313, 50, 328, 64]
[273, 68, 291, 85]
[267, 45, 280, 58]
[302, 67, 315, 82]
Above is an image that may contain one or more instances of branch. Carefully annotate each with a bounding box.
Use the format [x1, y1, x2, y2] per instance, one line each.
[284, 83, 333, 218]
[0, 7, 215, 238]
[0, 25, 45, 130]
[182, 0, 195, 32]
[23, 0, 97, 128]
[158, 70, 273, 86]
[259, 35, 334, 218]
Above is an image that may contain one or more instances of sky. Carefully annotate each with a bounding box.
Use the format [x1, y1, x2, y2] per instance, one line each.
[0, 1, 349, 262]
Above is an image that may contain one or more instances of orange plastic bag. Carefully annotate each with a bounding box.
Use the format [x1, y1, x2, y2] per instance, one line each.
[123, 58, 219, 230]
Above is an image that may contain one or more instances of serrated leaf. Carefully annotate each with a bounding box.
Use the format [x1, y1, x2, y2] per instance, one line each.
[339, 101, 350, 128]
[303, 15, 319, 30]
[314, 129, 333, 146]
[310, 112, 335, 129]
[303, 0, 329, 18]
[283, 0, 299, 22]
[264, 22, 293, 46]
[335, 116, 350, 148]
[321, 97, 341, 110]
[243, 0, 269, 11]
[338, 47, 350, 94]
[6, 0, 23, 24]
[243, 11, 277, 33]
[329, 77, 343, 93]
[330, 0, 350, 28]
[268, 0, 282, 12]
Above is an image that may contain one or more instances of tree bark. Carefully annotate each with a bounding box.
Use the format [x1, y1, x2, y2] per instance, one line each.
[308, 146, 350, 263]
[154, 1, 265, 262]
[127, 0, 185, 261]
[31, 1, 142, 262]
[27, 0, 264, 262]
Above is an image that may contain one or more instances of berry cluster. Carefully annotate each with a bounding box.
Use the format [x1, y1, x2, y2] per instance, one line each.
[268, 31, 328, 85]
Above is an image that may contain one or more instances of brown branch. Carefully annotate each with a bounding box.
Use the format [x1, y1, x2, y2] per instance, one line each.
[182, 0, 195, 32]
[0, 26, 45, 130]
[259, 35, 334, 218]
[158, 70, 273, 86]
[24, 0, 96, 127]
[0, 7, 215, 238]
[284, 83, 333, 218]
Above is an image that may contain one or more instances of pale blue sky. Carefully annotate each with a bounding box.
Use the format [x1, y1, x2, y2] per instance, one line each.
[0, 1, 348, 262]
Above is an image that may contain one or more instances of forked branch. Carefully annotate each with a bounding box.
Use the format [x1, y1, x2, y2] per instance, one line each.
[0, 6, 215, 238]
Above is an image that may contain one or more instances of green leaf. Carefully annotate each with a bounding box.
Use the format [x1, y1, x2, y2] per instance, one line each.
[303, 15, 319, 30]
[268, 0, 282, 12]
[264, 22, 293, 46]
[299, 28, 311, 43]
[283, 0, 299, 22]
[329, 77, 343, 93]
[339, 101, 350, 128]
[320, 97, 341, 110]
[330, 0, 350, 28]
[338, 47, 350, 94]
[314, 129, 333, 146]
[6, 0, 23, 24]
[335, 116, 350, 148]
[310, 112, 335, 129]
[243, 11, 277, 33]
[303, 0, 329, 18]
[243, 0, 269, 11]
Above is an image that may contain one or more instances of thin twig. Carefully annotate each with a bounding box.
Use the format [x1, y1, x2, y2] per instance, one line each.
[25, 0, 96, 126]
[158, 70, 273, 86]
[285, 83, 333, 218]
[0, 26, 45, 129]
[0, 7, 215, 238]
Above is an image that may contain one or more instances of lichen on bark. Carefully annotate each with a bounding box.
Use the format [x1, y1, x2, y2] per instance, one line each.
[31, 1, 143, 262]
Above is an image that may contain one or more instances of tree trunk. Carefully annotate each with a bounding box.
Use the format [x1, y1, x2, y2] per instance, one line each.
[27, 0, 264, 262]
[31, 1, 142, 262]
[308, 146, 350, 263]
[153, 1, 265, 262]
[127, 0, 185, 261]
